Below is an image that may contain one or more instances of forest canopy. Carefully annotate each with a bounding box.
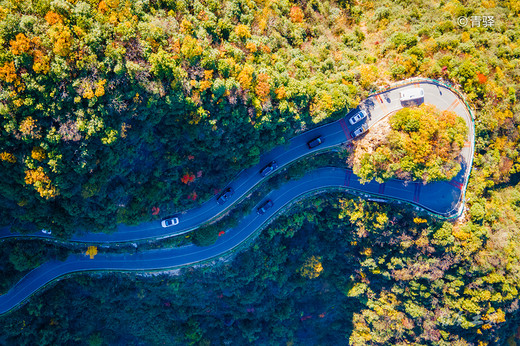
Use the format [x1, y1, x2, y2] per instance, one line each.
[0, 0, 518, 237]
[353, 104, 468, 183]
[0, 0, 358, 237]
[0, 0, 520, 344]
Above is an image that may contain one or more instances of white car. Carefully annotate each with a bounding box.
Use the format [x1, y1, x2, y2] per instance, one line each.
[399, 88, 424, 102]
[349, 110, 367, 125]
[41, 229, 52, 235]
[161, 216, 179, 228]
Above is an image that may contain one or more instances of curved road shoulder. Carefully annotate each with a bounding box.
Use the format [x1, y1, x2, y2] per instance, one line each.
[0, 78, 475, 315]
[0, 78, 475, 243]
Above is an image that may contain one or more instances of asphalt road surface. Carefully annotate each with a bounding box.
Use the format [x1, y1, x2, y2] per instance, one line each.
[0, 79, 474, 314]
[0, 80, 473, 243]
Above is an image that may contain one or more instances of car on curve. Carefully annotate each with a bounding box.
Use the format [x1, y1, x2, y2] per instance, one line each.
[260, 161, 278, 177]
[161, 216, 180, 228]
[348, 110, 367, 125]
[217, 187, 235, 205]
[257, 200, 274, 215]
[399, 87, 424, 102]
[351, 123, 368, 138]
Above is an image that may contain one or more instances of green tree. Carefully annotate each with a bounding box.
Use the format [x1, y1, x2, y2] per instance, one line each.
[8, 243, 45, 272]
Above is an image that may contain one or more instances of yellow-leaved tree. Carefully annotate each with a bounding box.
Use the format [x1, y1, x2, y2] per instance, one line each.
[31, 147, 46, 161]
[238, 65, 254, 90]
[24, 167, 58, 199]
[299, 256, 323, 279]
[86, 246, 98, 259]
[234, 24, 251, 40]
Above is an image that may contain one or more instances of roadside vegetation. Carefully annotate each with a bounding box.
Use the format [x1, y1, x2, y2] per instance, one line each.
[352, 104, 468, 183]
[0, 149, 348, 292]
[3, 188, 520, 345]
[0, 0, 360, 238]
[0, 0, 519, 344]
[0, 239, 70, 294]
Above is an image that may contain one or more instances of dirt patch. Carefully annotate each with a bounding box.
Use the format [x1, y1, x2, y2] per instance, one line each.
[347, 113, 394, 169]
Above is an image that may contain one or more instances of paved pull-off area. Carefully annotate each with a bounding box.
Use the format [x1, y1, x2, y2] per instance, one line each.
[0, 79, 475, 314]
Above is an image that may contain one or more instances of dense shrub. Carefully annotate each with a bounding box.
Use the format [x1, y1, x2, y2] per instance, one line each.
[354, 104, 468, 183]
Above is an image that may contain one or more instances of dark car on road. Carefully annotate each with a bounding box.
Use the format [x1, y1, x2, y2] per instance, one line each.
[260, 161, 278, 177]
[307, 136, 323, 149]
[217, 187, 235, 205]
[351, 123, 369, 138]
[257, 200, 274, 215]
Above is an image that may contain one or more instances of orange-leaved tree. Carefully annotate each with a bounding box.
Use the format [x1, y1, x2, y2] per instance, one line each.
[181, 173, 196, 184]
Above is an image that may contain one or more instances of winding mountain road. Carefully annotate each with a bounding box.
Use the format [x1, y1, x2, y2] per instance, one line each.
[0, 79, 475, 314]
[0, 79, 473, 243]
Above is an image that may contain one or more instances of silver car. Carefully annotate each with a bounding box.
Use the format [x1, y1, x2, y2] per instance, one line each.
[351, 124, 368, 138]
[349, 110, 367, 125]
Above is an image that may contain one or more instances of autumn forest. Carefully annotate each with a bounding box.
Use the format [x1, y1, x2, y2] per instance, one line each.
[0, 0, 520, 344]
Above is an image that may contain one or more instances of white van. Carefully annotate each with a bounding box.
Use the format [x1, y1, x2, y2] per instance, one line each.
[399, 88, 424, 101]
